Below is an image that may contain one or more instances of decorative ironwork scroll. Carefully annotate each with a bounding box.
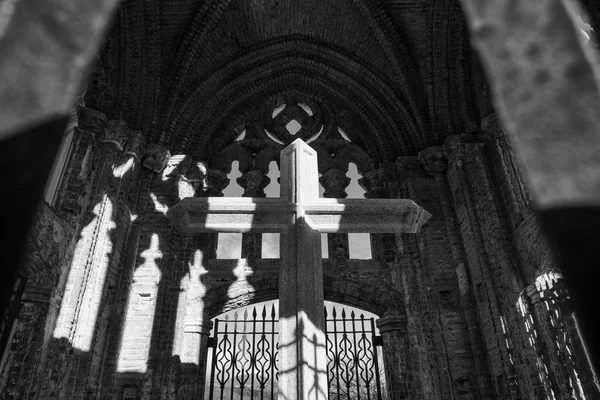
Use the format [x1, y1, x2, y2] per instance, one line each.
[206, 304, 385, 400]
[208, 304, 279, 400]
[324, 307, 384, 400]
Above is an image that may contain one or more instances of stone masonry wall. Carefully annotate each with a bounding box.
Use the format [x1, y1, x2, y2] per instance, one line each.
[3, 111, 599, 400]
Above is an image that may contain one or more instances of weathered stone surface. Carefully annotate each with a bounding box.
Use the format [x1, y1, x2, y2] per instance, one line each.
[142, 143, 171, 173]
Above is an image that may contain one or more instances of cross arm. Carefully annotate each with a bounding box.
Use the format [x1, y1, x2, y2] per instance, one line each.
[166, 197, 294, 233]
[303, 198, 431, 233]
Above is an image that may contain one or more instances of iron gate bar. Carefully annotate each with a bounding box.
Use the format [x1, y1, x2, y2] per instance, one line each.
[207, 304, 384, 400]
[250, 308, 256, 399]
[270, 305, 276, 399]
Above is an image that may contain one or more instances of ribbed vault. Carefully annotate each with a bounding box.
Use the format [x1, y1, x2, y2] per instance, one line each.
[164, 38, 422, 162]
[85, 0, 496, 160]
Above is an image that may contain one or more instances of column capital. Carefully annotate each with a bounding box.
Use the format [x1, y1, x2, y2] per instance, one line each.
[98, 119, 128, 150]
[525, 272, 570, 304]
[142, 143, 171, 173]
[395, 156, 422, 182]
[183, 320, 213, 335]
[78, 107, 107, 138]
[418, 146, 448, 176]
[443, 133, 483, 164]
[124, 130, 147, 161]
[376, 313, 407, 334]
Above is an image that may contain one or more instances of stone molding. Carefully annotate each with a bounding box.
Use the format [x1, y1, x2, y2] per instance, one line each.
[418, 145, 448, 176]
[183, 320, 213, 335]
[376, 313, 407, 333]
[98, 119, 128, 150]
[443, 133, 484, 165]
[78, 107, 108, 138]
[395, 156, 421, 182]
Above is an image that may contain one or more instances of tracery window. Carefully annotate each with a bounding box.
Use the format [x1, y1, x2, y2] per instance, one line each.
[212, 96, 376, 261]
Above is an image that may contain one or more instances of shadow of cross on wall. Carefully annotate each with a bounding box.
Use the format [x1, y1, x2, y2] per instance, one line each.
[166, 139, 431, 400]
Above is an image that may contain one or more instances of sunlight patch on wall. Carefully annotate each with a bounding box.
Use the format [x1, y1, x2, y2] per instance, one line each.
[173, 249, 209, 363]
[117, 234, 162, 373]
[227, 259, 256, 302]
[113, 157, 135, 178]
[150, 192, 169, 215]
[53, 194, 115, 352]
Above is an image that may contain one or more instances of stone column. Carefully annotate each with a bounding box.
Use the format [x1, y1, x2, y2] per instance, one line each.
[238, 169, 270, 260]
[86, 127, 146, 394]
[419, 146, 493, 398]
[524, 274, 600, 398]
[444, 133, 543, 399]
[38, 116, 141, 399]
[319, 168, 350, 260]
[480, 113, 530, 231]
[376, 313, 412, 399]
[480, 114, 599, 397]
[58, 108, 107, 216]
[387, 156, 443, 399]
[171, 162, 219, 399]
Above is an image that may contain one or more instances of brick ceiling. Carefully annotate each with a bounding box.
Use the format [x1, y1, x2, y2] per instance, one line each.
[83, 0, 599, 163]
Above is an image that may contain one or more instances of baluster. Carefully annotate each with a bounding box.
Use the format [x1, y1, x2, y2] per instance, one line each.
[238, 169, 270, 260]
[319, 168, 351, 261]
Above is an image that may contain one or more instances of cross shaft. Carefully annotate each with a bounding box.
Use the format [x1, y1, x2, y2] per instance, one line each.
[167, 139, 430, 400]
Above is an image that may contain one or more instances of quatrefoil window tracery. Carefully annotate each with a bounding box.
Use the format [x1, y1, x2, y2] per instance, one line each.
[263, 100, 323, 145]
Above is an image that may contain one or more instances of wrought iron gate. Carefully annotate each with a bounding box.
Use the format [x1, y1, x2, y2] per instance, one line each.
[206, 304, 385, 400]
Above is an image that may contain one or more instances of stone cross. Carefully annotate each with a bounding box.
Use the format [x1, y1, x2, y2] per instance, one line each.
[167, 139, 431, 400]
